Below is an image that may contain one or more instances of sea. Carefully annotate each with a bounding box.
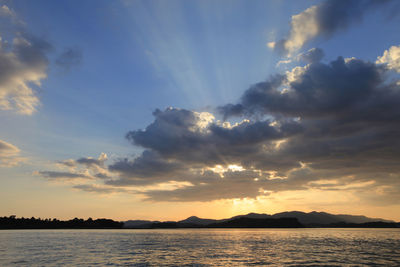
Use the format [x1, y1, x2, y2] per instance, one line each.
[0, 228, 399, 266]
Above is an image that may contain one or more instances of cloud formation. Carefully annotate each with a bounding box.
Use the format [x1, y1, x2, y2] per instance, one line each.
[58, 153, 107, 171]
[0, 5, 51, 115]
[105, 54, 400, 203]
[34, 0, 400, 205]
[73, 184, 131, 194]
[269, 0, 395, 56]
[37, 171, 91, 179]
[0, 139, 24, 167]
[216, 55, 400, 202]
[221, 57, 385, 118]
[39, 50, 400, 204]
[37, 153, 110, 182]
[376, 45, 400, 73]
[0, 5, 17, 21]
[298, 48, 324, 64]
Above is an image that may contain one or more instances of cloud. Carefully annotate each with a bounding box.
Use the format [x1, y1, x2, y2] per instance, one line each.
[269, 0, 395, 56]
[376, 45, 400, 73]
[36, 171, 91, 179]
[40, 46, 400, 204]
[110, 54, 400, 202]
[55, 47, 82, 70]
[0, 34, 51, 114]
[100, 107, 303, 197]
[221, 57, 385, 118]
[0, 5, 16, 20]
[124, 107, 300, 166]
[73, 184, 131, 194]
[108, 150, 186, 186]
[38, 153, 110, 181]
[0, 139, 24, 167]
[298, 48, 324, 63]
[144, 170, 268, 202]
[214, 55, 400, 201]
[0, 5, 51, 115]
[58, 153, 107, 170]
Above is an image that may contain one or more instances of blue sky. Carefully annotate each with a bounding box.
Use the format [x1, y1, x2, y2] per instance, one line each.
[1, 0, 400, 221]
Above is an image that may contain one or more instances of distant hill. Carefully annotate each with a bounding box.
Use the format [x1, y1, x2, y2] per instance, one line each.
[178, 216, 218, 226]
[208, 217, 303, 228]
[271, 211, 393, 225]
[229, 212, 271, 220]
[334, 214, 393, 224]
[123, 211, 397, 228]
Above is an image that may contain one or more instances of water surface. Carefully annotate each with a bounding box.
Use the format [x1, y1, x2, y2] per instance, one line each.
[1, 228, 399, 266]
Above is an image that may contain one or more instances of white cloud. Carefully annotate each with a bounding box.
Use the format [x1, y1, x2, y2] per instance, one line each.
[285, 64, 308, 84]
[285, 6, 319, 56]
[376, 45, 400, 73]
[189, 111, 215, 132]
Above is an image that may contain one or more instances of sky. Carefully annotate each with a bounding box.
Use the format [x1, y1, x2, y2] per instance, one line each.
[1, 0, 400, 221]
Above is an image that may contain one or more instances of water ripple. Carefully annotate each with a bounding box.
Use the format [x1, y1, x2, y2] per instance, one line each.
[0, 229, 399, 266]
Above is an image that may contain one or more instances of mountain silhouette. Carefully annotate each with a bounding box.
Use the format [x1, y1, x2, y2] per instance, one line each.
[178, 216, 218, 225]
[123, 211, 397, 228]
[207, 217, 303, 228]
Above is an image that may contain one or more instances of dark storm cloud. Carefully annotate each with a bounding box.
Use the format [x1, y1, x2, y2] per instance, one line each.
[215, 55, 400, 194]
[126, 107, 301, 165]
[105, 106, 304, 187]
[107, 150, 186, 185]
[126, 108, 204, 156]
[221, 57, 385, 118]
[55, 47, 82, 70]
[43, 50, 400, 202]
[106, 54, 400, 202]
[271, 0, 396, 55]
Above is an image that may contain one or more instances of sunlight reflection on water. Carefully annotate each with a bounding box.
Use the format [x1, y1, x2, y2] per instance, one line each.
[0, 228, 399, 266]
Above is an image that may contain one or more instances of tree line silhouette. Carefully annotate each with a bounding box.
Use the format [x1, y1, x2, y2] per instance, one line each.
[0, 215, 123, 229]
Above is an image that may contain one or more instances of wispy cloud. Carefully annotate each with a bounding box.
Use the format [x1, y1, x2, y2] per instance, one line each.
[0, 139, 25, 167]
[36, 170, 91, 180]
